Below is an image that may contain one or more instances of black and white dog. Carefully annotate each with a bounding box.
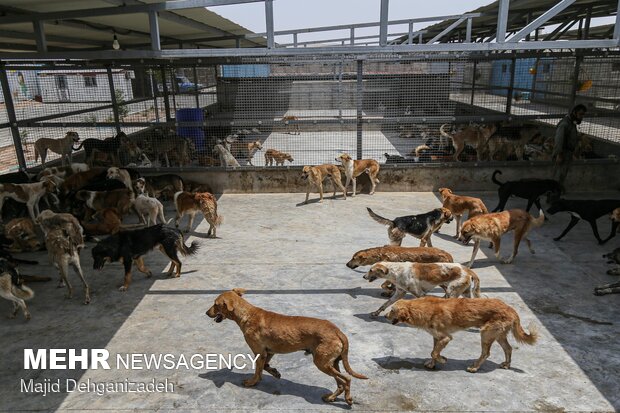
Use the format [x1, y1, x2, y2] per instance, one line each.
[0, 258, 34, 320]
[547, 199, 620, 244]
[92, 224, 199, 291]
[367, 207, 453, 247]
[491, 170, 562, 213]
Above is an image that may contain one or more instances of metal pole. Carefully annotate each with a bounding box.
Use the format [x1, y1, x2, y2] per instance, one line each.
[582, 7, 592, 40]
[418, 32, 423, 44]
[379, 0, 389, 47]
[149, 10, 161, 51]
[293, 33, 297, 47]
[350, 28, 355, 45]
[148, 69, 160, 123]
[615, 0, 620, 42]
[0, 65, 26, 171]
[506, 56, 516, 114]
[570, 54, 583, 108]
[265, 0, 274, 49]
[160, 67, 172, 122]
[33, 20, 47, 53]
[193, 65, 200, 108]
[106, 67, 121, 133]
[356, 60, 363, 160]
[497, 0, 509, 43]
[465, 18, 472, 43]
[408, 21, 414, 44]
[470, 60, 477, 105]
[235, 38, 240, 48]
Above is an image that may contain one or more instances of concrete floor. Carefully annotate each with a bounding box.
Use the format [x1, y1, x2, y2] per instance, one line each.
[1, 191, 619, 412]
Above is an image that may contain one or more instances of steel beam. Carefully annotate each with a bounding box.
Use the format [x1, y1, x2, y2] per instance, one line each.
[408, 21, 414, 44]
[615, 0, 620, 41]
[356, 60, 363, 160]
[508, 0, 577, 43]
[279, 31, 420, 47]
[0, 65, 26, 171]
[265, 0, 274, 49]
[107, 67, 122, 133]
[350, 28, 355, 45]
[427, 17, 466, 44]
[465, 17, 472, 43]
[32, 20, 47, 53]
[379, 0, 389, 47]
[149, 11, 161, 51]
[497, 0, 510, 43]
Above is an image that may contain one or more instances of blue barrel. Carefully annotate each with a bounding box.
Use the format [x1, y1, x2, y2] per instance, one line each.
[176, 108, 205, 151]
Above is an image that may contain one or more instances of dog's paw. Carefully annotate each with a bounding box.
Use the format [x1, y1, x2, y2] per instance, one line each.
[437, 356, 447, 364]
[146, 271, 153, 278]
[553, 237, 561, 242]
[242, 379, 258, 387]
[8, 313, 16, 319]
[84, 295, 91, 305]
[466, 366, 479, 373]
[322, 393, 337, 403]
[118, 286, 128, 292]
[25, 312, 31, 321]
[606, 269, 620, 276]
[266, 367, 281, 379]
[64, 292, 73, 299]
[424, 360, 436, 370]
[500, 362, 511, 369]
[369, 312, 380, 319]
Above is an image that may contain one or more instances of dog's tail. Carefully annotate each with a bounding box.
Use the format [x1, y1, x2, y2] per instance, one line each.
[469, 270, 481, 298]
[367, 207, 393, 226]
[491, 170, 503, 186]
[511, 318, 538, 345]
[336, 330, 368, 380]
[34, 146, 40, 162]
[529, 209, 545, 229]
[415, 144, 431, 157]
[177, 236, 200, 257]
[439, 123, 453, 142]
[12, 284, 34, 301]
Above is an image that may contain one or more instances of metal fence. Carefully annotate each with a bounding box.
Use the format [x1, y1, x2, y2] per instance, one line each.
[1, 51, 620, 173]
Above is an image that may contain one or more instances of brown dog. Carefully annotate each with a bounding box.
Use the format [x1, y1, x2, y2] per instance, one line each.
[206, 289, 367, 405]
[440, 123, 498, 161]
[174, 191, 222, 236]
[438, 188, 489, 238]
[81, 208, 122, 236]
[386, 296, 537, 372]
[59, 168, 106, 196]
[282, 115, 300, 135]
[264, 149, 294, 166]
[3, 218, 42, 252]
[34, 131, 80, 167]
[302, 165, 347, 204]
[459, 209, 545, 268]
[75, 188, 135, 221]
[335, 153, 380, 196]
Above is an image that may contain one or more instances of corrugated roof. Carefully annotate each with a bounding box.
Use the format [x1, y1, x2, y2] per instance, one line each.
[0, 0, 266, 52]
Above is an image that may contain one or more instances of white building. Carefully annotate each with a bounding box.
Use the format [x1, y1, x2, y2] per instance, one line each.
[36, 69, 134, 103]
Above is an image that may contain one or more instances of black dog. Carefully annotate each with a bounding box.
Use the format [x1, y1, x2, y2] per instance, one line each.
[367, 207, 453, 247]
[73, 132, 129, 165]
[491, 170, 562, 213]
[92, 224, 199, 291]
[547, 199, 620, 244]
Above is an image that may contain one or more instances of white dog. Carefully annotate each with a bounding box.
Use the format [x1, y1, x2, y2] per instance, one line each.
[363, 261, 481, 316]
[213, 143, 241, 167]
[134, 194, 170, 225]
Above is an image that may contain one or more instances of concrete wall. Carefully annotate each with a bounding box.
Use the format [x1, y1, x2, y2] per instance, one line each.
[173, 159, 620, 194]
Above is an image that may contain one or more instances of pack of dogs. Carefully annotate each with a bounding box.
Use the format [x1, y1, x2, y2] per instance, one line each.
[1, 125, 618, 407]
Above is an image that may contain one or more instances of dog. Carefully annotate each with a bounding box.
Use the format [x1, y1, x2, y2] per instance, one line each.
[106, 167, 133, 190]
[34, 131, 80, 167]
[547, 199, 620, 244]
[367, 207, 453, 247]
[148, 129, 192, 167]
[134, 175, 184, 199]
[81, 208, 123, 236]
[264, 149, 294, 166]
[37, 163, 89, 181]
[594, 248, 620, 296]
[75, 188, 134, 221]
[134, 193, 170, 226]
[73, 132, 129, 166]
[224, 136, 263, 166]
[213, 144, 240, 167]
[92, 224, 199, 291]
[491, 170, 562, 214]
[282, 115, 300, 135]
[385, 296, 538, 372]
[206, 289, 367, 405]
[335, 153, 380, 196]
[459, 209, 545, 268]
[486, 125, 540, 161]
[0, 178, 58, 222]
[174, 191, 222, 236]
[0, 259, 34, 320]
[36, 210, 89, 304]
[364, 262, 481, 317]
[301, 165, 347, 204]
[438, 188, 488, 238]
[59, 168, 106, 197]
[3, 218, 42, 252]
[384, 153, 408, 164]
[440, 123, 498, 161]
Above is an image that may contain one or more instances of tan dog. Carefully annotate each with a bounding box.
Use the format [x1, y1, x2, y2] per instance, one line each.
[438, 188, 489, 238]
[335, 153, 380, 196]
[301, 165, 347, 204]
[59, 168, 106, 196]
[459, 209, 545, 268]
[386, 296, 538, 372]
[264, 149, 294, 166]
[81, 208, 122, 236]
[75, 188, 135, 221]
[106, 167, 132, 190]
[174, 191, 222, 237]
[224, 136, 263, 166]
[37, 163, 89, 181]
[34, 131, 80, 166]
[440, 123, 497, 161]
[0, 178, 58, 222]
[3, 218, 42, 252]
[487, 125, 540, 161]
[364, 262, 481, 317]
[206, 289, 367, 405]
[282, 115, 300, 135]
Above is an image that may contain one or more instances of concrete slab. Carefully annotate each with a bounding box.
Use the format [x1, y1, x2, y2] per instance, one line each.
[1, 191, 619, 412]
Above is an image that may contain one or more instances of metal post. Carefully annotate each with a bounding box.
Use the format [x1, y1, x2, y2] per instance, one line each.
[160, 67, 172, 122]
[465, 17, 472, 43]
[148, 69, 160, 123]
[497, 0, 509, 43]
[530, 57, 539, 103]
[408, 21, 414, 44]
[106, 67, 121, 133]
[525, 12, 532, 41]
[350, 28, 355, 45]
[582, 7, 592, 40]
[149, 10, 161, 51]
[356, 60, 363, 160]
[235, 38, 240, 48]
[379, 0, 389, 47]
[418, 32, 423, 44]
[506, 56, 516, 114]
[0, 65, 26, 171]
[265, 0, 274, 49]
[615, 0, 620, 42]
[33, 20, 47, 53]
[470, 60, 477, 105]
[193, 65, 200, 109]
[293, 33, 297, 47]
[570, 54, 583, 108]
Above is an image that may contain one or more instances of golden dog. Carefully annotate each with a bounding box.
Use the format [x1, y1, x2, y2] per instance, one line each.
[34, 131, 80, 167]
[386, 296, 537, 372]
[459, 209, 544, 268]
[440, 123, 497, 162]
[301, 165, 347, 204]
[206, 289, 367, 405]
[264, 149, 294, 166]
[438, 187, 489, 238]
[335, 153, 380, 196]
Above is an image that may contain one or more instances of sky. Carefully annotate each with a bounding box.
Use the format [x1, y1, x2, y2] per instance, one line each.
[208, 0, 614, 45]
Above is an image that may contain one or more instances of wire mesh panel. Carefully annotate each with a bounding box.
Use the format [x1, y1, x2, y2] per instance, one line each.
[1, 51, 619, 173]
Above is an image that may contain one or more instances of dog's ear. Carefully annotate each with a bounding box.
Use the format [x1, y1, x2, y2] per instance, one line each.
[223, 297, 235, 312]
[232, 288, 246, 296]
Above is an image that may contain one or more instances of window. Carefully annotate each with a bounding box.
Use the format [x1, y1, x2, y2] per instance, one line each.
[84, 75, 97, 87]
[55, 75, 67, 89]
